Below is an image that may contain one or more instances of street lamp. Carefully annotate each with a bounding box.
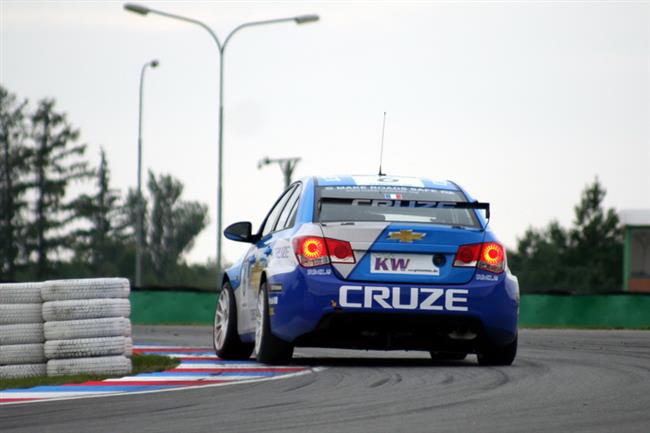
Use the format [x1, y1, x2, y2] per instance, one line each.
[124, 3, 319, 282]
[136, 58, 159, 288]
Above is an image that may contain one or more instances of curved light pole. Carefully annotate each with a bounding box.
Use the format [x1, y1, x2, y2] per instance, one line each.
[124, 3, 319, 282]
[136, 58, 159, 288]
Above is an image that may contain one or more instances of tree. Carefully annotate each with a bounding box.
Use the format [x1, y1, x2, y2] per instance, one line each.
[27, 99, 90, 278]
[0, 86, 31, 280]
[146, 171, 209, 280]
[71, 149, 127, 274]
[509, 178, 623, 293]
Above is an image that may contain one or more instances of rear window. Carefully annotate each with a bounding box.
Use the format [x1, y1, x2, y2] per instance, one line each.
[317, 186, 479, 228]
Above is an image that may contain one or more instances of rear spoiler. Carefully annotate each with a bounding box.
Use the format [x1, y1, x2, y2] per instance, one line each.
[440, 201, 490, 220]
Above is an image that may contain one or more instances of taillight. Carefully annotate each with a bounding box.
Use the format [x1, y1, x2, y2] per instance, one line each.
[325, 238, 355, 264]
[292, 236, 355, 267]
[453, 244, 481, 267]
[453, 242, 505, 273]
[478, 242, 505, 273]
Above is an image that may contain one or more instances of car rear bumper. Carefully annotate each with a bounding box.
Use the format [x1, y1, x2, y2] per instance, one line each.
[267, 267, 519, 351]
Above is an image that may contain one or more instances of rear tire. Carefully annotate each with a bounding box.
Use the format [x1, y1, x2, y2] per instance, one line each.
[254, 283, 293, 365]
[213, 282, 253, 360]
[477, 336, 517, 366]
[429, 351, 467, 361]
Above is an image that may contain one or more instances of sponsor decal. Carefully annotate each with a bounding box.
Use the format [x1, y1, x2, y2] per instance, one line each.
[351, 199, 438, 208]
[476, 273, 499, 282]
[374, 256, 410, 272]
[273, 246, 290, 259]
[307, 268, 332, 276]
[387, 229, 426, 243]
[339, 286, 468, 311]
[371, 253, 440, 276]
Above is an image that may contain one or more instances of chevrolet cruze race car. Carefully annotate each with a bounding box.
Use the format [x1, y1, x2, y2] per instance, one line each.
[213, 175, 519, 365]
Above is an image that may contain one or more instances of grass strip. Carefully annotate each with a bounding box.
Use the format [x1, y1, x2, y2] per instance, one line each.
[0, 354, 180, 391]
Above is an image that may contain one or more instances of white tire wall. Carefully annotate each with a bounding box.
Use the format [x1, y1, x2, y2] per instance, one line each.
[47, 356, 132, 377]
[0, 343, 46, 365]
[42, 299, 130, 322]
[44, 317, 131, 340]
[0, 304, 43, 325]
[45, 337, 127, 359]
[0, 282, 43, 304]
[42, 278, 130, 301]
[0, 363, 47, 379]
[125, 337, 133, 357]
[0, 323, 44, 345]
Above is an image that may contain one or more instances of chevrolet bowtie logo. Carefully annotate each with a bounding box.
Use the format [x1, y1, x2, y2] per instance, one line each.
[387, 230, 426, 243]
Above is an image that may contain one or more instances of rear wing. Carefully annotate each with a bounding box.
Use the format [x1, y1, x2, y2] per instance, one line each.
[439, 201, 490, 220]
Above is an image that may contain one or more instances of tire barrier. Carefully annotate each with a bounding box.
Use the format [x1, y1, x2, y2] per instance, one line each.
[47, 355, 132, 377]
[0, 282, 45, 379]
[42, 299, 131, 322]
[44, 317, 130, 341]
[42, 278, 132, 377]
[44, 337, 127, 359]
[0, 278, 132, 379]
[0, 323, 45, 345]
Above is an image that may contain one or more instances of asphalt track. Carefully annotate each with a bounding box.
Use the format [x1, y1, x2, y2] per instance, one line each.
[1, 327, 649, 433]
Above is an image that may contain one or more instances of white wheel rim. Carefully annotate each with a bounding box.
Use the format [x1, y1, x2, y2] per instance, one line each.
[214, 289, 230, 351]
[254, 290, 264, 356]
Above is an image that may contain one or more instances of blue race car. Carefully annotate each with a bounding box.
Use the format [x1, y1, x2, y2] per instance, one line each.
[213, 175, 519, 365]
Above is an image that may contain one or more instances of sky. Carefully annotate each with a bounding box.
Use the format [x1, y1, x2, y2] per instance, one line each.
[1, 0, 649, 266]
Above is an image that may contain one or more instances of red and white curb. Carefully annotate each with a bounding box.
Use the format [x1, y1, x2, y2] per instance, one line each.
[0, 345, 314, 405]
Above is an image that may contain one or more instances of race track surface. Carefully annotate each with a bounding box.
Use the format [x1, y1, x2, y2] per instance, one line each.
[1, 327, 649, 433]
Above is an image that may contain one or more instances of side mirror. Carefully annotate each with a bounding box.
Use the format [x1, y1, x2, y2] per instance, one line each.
[224, 221, 256, 243]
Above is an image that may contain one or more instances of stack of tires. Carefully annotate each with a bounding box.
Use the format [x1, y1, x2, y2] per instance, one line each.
[42, 278, 133, 377]
[0, 283, 46, 379]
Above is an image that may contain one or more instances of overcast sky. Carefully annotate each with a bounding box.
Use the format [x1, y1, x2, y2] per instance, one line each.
[1, 1, 649, 265]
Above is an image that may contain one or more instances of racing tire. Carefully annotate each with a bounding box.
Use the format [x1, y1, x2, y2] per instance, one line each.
[0, 343, 45, 365]
[254, 283, 293, 365]
[0, 363, 47, 379]
[0, 323, 45, 345]
[125, 337, 133, 357]
[0, 304, 43, 325]
[429, 351, 468, 361]
[477, 336, 518, 366]
[0, 282, 43, 304]
[213, 282, 254, 360]
[42, 299, 130, 322]
[42, 278, 130, 301]
[44, 336, 127, 360]
[47, 356, 132, 377]
[44, 317, 131, 340]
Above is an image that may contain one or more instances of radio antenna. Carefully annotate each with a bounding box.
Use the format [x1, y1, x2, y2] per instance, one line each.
[378, 112, 387, 176]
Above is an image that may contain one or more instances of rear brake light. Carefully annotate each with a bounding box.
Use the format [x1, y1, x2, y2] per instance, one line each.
[292, 236, 355, 267]
[453, 242, 505, 273]
[293, 236, 329, 267]
[478, 242, 505, 273]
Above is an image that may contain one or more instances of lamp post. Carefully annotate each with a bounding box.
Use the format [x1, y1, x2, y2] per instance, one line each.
[124, 3, 319, 282]
[136, 58, 159, 288]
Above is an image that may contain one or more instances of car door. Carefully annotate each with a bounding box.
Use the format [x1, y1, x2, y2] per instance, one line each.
[238, 185, 297, 334]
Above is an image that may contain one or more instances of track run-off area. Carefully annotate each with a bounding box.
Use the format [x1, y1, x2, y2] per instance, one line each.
[1, 326, 649, 433]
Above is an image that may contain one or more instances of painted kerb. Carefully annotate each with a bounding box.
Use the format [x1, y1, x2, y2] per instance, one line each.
[130, 291, 650, 328]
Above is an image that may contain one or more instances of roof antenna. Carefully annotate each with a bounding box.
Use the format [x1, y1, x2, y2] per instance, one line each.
[378, 111, 387, 176]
